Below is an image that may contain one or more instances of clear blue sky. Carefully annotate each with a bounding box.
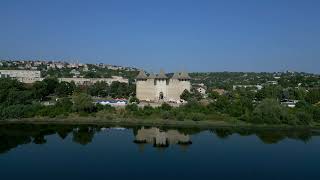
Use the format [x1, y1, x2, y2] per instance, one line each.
[0, 0, 319, 73]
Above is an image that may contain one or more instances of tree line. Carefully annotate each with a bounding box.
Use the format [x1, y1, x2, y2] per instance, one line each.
[0, 78, 134, 119]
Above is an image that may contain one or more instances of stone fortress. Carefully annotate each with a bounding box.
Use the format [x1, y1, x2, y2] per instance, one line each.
[136, 70, 191, 102]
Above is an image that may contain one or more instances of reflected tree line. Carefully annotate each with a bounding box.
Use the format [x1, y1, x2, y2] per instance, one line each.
[0, 124, 98, 154]
[0, 124, 319, 154]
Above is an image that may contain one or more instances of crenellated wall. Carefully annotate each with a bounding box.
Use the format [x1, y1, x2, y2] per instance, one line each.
[136, 78, 191, 102]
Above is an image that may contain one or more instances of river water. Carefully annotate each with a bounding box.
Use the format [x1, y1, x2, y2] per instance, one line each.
[0, 124, 319, 180]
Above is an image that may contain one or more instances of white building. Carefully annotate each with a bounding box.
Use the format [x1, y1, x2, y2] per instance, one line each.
[58, 76, 128, 86]
[196, 86, 206, 95]
[233, 85, 263, 90]
[0, 70, 42, 83]
[0, 70, 129, 85]
[0, 70, 41, 78]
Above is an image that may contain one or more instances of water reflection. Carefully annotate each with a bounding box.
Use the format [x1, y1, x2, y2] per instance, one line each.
[0, 124, 319, 154]
[134, 127, 192, 147]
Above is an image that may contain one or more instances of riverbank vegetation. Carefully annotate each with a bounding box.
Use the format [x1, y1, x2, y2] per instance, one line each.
[0, 77, 320, 127]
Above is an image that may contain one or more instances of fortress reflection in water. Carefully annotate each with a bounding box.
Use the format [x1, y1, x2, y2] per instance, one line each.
[134, 127, 192, 147]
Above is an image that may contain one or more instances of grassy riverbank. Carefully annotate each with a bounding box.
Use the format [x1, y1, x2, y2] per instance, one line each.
[2, 116, 320, 130]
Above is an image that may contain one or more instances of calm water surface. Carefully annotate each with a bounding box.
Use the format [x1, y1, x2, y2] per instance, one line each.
[0, 124, 320, 180]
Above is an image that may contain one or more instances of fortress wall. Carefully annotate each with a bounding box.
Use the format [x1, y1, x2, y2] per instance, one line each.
[136, 79, 156, 101]
[167, 79, 182, 101]
[155, 79, 168, 100]
[137, 78, 191, 102]
[179, 80, 191, 92]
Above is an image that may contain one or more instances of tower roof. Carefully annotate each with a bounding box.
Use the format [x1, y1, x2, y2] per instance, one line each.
[136, 70, 148, 79]
[179, 71, 191, 80]
[171, 72, 180, 79]
[156, 69, 168, 79]
[148, 73, 156, 79]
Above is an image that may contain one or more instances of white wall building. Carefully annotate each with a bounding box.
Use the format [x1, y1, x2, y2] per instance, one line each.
[0, 70, 42, 83]
[58, 76, 128, 85]
[0, 70, 128, 85]
[196, 87, 206, 95]
[0, 70, 41, 78]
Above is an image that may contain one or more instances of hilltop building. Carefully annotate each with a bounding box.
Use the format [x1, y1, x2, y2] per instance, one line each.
[58, 76, 128, 85]
[0, 70, 128, 85]
[0, 70, 41, 78]
[0, 70, 41, 83]
[136, 70, 191, 102]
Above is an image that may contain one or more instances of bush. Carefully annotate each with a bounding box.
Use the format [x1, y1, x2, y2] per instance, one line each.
[161, 103, 172, 111]
[161, 111, 171, 120]
[125, 104, 139, 112]
[176, 112, 185, 121]
[142, 105, 154, 116]
[72, 93, 96, 113]
[295, 111, 313, 125]
[0, 104, 42, 119]
[190, 113, 205, 121]
[252, 99, 289, 124]
[313, 107, 320, 122]
[56, 98, 73, 112]
[129, 97, 140, 104]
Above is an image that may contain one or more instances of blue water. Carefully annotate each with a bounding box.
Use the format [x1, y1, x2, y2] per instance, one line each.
[0, 124, 319, 180]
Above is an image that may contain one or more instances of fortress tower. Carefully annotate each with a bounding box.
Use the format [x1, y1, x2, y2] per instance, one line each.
[136, 70, 191, 102]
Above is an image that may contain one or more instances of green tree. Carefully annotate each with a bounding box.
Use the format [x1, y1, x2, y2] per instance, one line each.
[252, 99, 289, 124]
[32, 81, 49, 100]
[256, 85, 282, 101]
[208, 91, 220, 99]
[56, 97, 73, 112]
[180, 89, 191, 101]
[125, 104, 139, 112]
[305, 89, 320, 104]
[129, 96, 140, 104]
[43, 78, 59, 94]
[88, 81, 109, 97]
[109, 81, 132, 98]
[55, 82, 75, 97]
[72, 93, 95, 113]
[84, 71, 100, 78]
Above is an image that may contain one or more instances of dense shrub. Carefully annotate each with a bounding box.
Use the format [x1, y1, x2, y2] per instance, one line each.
[312, 107, 320, 122]
[190, 113, 206, 121]
[142, 105, 154, 116]
[251, 99, 289, 124]
[161, 103, 172, 111]
[161, 111, 171, 120]
[125, 104, 139, 112]
[56, 98, 73, 112]
[72, 93, 96, 113]
[0, 104, 42, 119]
[295, 111, 313, 125]
[176, 112, 186, 121]
[129, 97, 140, 104]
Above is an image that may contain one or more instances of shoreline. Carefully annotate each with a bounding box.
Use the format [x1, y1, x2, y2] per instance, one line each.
[1, 117, 320, 130]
